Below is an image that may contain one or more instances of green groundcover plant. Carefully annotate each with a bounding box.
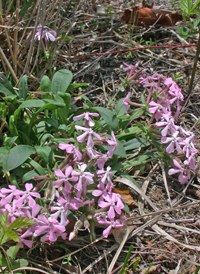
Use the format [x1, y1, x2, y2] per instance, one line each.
[0, 62, 197, 254]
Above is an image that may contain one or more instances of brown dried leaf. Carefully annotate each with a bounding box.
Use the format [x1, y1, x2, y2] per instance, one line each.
[121, 7, 182, 26]
[112, 187, 138, 207]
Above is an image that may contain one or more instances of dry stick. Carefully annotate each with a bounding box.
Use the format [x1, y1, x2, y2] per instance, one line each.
[188, 30, 200, 92]
[160, 160, 172, 207]
[13, 0, 19, 74]
[0, 0, 3, 24]
[67, 44, 197, 61]
[53, 0, 63, 29]
[44, 0, 60, 25]
[107, 226, 135, 274]
[23, 0, 42, 75]
[0, 46, 18, 82]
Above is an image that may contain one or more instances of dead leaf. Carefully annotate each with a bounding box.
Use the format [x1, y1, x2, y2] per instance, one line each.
[121, 7, 182, 26]
[112, 187, 138, 207]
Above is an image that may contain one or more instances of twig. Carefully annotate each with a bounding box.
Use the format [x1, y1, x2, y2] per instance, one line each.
[67, 44, 197, 61]
[0, 46, 18, 82]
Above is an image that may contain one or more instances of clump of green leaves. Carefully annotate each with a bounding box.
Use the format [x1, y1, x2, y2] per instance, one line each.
[177, 0, 200, 38]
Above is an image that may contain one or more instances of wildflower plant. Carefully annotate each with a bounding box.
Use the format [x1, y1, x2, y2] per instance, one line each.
[122, 62, 197, 184]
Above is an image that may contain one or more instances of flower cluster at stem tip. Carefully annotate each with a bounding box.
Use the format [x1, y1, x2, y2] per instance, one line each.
[123, 62, 197, 185]
[0, 112, 125, 247]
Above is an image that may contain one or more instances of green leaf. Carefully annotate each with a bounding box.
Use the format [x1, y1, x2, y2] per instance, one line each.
[22, 170, 39, 182]
[123, 137, 149, 151]
[0, 77, 16, 96]
[3, 145, 35, 172]
[180, 0, 192, 14]
[35, 146, 54, 164]
[10, 258, 29, 269]
[40, 75, 51, 92]
[0, 147, 9, 166]
[129, 107, 145, 120]
[5, 229, 19, 242]
[6, 246, 19, 259]
[191, 0, 200, 12]
[115, 98, 126, 116]
[19, 75, 28, 100]
[67, 83, 89, 92]
[51, 69, 73, 95]
[0, 211, 7, 231]
[28, 159, 46, 175]
[113, 140, 126, 157]
[93, 107, 118, 131]
[117, 126, 141, 140]
[18, 99, 46, 109]
[193, 15, 200, 27]
[176, 27, 190, 39]
[8, 217, 35, 230]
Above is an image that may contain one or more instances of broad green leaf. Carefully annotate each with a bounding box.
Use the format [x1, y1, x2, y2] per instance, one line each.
[0, 147, 9, 166]
[67, 83, 89, 92]
[113, 140, 126, 157]
[35, 146, 54, 164]
[51, 69, 73, 94]
[93, 107, 118, 131]
[180, 0, 192, 14]
[40, 75, 51, 92]
[19, 75, 28, 100]
[18, 99, 45, 109]
[35, 146, 54, 166]
[10, 258, 29, 269]
[117, 126, 141, 140]
[8, 217, 35, 230]
[22, 170, 39, 182]
[6, 246, 19, 259]
[3, 145, 35, 172]
[28, 159, 46, 175]
[0, 234, 9, 245]
[0, 73, 16, 95]
[119, 154, 149, 169]
[123, 137, 149, 151]
[115, 98, 126, 116]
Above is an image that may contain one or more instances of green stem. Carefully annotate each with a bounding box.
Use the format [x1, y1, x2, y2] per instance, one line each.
[189, 30, 200, 92]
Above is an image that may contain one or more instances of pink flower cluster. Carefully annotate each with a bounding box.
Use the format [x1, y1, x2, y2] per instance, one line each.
[0, 112, 125, 247]
[123, 63, 197, 184]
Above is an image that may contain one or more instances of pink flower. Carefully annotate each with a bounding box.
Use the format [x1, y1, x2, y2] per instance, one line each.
[18, 230, 33, 248]
[34, 24, 56, 42]
[34, 215, 66, 242]
[14, 183, 40, 208]
[98, 193, 124, 219]
[156, 112, 176, 136]
[123, 92, 131, 114]
[54, 166, 77, 188]
[58, 143, 82, 160]
[161, 131, 183, 153]
[75, 125, 101, 147]
[0, 185, 17, 205]
[106, 131, 118, 158]
[102, 219, 123, 238]
[73, 112, 99, 127]
[168, 159, 190, 184]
